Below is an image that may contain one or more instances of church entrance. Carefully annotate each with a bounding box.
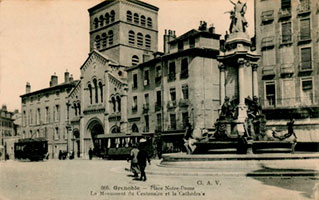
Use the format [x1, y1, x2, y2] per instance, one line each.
[87, 120, 104, 153]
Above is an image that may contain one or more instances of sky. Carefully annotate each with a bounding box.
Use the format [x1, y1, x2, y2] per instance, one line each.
[0, 0, 254, 112]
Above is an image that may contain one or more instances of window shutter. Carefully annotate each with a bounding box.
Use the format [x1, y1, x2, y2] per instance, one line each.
[300, 19, 310, 40]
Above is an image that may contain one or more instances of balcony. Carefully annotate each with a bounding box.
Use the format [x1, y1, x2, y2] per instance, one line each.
[280, 35, 293, 46]
[143, 103, 149, 113]
[263, 98, 276, 108]
[280, 63, 294, 75]
[167, 100, 176, 109]
[168, 73, 176, 82]
[132, 105, 137, 113]
[261, 36, 275, 49]
[143, 80, 149, 87]
[155, 125, 162, 132]
[155, 103, 161, 111]
[299, 61, 313, 72]
[278, 8, 291, 19]
[180, 70, 189, 79]
[167, 125, 177, 131]
[143, 126, 149, 133]
[179, 99, 190, 107]
[155, 76, 161, 85]
[262, 66, 276, 76]
[298, 34, 311, 44]
[297, 2, 311, 15]
[261, 10, 274, 23]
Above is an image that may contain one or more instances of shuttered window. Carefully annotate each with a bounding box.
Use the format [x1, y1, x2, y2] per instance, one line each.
[282, 22, 291, 43]
[300, 18, 310, 40]
[281, 0, 291, 9]
[301, 47, 312, 70]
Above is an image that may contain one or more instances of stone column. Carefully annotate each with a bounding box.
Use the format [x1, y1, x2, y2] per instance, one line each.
[218, 63, 226, 105]
[237, 58, 247, 121]
[238, 58, 245, 105]
[120, 86, 128, 134]
[79, 76, 85, 158]
[252, 63, 258, 97]
[104, 70, 110, 135]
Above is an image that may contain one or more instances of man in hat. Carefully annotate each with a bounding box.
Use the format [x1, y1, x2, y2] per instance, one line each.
[137, 138, 151, 181]
[127, 144, 139, 177]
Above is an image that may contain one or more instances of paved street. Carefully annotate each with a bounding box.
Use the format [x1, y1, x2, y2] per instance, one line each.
[0, 159, 318, 200]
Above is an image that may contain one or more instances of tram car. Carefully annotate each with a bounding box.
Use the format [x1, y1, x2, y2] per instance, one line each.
[14, 138, 48, 161]
[93, 133, 154, 159]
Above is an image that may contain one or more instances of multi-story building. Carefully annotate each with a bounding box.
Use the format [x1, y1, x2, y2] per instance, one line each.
[20, 72, 78, 158]
[65, 0, 159, 158]
[255, 0, 319, 141]
[88, 0, 158, 67]
[126, 22, 221, 151]
[0, 105, 19, 160]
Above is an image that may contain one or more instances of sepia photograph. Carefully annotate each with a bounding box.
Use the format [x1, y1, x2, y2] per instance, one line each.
[0, 0, 318, 199]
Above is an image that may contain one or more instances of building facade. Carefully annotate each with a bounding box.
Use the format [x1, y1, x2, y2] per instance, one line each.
[126, 23, 221, 151]
[20, 72, 78, 158]
[65, 0, 159, 158]
[0, 105, 20, 160]
[88, 0, 158, 67]
[255, 0, 319, 141]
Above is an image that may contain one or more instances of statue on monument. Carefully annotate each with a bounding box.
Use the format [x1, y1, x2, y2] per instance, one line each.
[228, 0, 248, 33]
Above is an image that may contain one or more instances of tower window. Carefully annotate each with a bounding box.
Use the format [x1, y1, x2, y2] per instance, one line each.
[132, 55, 139, 66]
[99, 15, 104, 27]
[128, 30, 135, 45]
[105, 13, 110, 24]
[134, 13, 139, 24]
[145, 35, 151, 48]
[94, 17, 99, 29]
[137, 33, 143, 46]
[141, 15, 146, 26]
[95, 35, 101, 49]
[127, 11, 132, 22]
[108, 30, 113, 46]
[110, 10, 115, 22]
[101, 33, 107, 48]
[147, 17, 152, 28]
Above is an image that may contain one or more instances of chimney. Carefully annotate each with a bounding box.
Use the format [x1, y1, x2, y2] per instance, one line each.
[163, 29, 176, 54]
[198, 21, 207, 31]
[64, 70, 70, 83]
[26, 82, 31, 94]
[208, 24, 215, 34]
[69, 74, 74, 82]
[50, 73, 58, 87]
[1, 105, 7, 111]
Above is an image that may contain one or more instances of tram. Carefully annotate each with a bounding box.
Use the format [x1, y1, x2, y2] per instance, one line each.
[14, 138, 48, 161]
[93, 133, 153, 159]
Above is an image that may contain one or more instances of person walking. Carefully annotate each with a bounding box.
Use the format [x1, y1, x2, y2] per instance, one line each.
[88, 148, 93, 160]
[127, 144, 139, 177]
[137, 139, 151, 181]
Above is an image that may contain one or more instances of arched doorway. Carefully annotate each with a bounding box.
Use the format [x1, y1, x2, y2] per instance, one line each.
[87, 120, 104, 153]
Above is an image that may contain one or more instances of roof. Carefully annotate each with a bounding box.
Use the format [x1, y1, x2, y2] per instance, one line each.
[169, 29, 220, 44]
[20, 80, 79, 98]
[80, 49, 119, 71]
[88, 0, 159, 14]
[126, 47, 220, 71]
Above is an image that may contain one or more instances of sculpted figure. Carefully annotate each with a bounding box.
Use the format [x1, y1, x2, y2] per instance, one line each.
[220, 96, 233, 120]
[228, 0, 248, 33]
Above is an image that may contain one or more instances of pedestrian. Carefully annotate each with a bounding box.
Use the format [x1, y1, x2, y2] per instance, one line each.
[88, 148, 93, 160]
[137, 138, 151, 181]
[127, 144, 139, 177]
